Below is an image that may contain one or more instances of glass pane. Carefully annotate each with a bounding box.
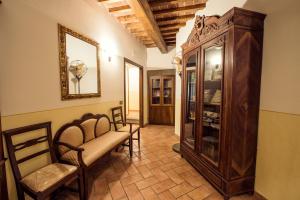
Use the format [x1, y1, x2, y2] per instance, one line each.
[201, 45, 223, 164]
[152, 78, 160, 104]
[163, 78, 172, 104]
[184, 54, 197, 149]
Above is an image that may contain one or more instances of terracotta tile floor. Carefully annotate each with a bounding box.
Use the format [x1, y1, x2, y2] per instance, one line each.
[56, 125, 258, 200]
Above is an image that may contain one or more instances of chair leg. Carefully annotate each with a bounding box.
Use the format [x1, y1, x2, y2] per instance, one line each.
[16, 184, 25, 200]
[78, 170, 85, 200]
[129, 135, 133, 157]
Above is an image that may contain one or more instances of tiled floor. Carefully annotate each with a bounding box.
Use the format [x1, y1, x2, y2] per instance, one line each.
[56, 125, 258, 200]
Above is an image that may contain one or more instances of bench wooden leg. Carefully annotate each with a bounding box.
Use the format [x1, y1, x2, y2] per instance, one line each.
[138, 129, 140, 149]
[129, 135, 133, 157]
[78, 170, 85, 200]
[83, 170, 89, 200]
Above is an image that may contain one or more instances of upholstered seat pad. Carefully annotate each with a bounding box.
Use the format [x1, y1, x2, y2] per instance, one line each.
[118, 124, 139, 133]
[61, 131, 130, 166]
[21, 163, 77, 193]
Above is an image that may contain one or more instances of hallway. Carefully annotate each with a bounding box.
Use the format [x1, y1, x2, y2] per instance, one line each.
[56, 125, 257, 200]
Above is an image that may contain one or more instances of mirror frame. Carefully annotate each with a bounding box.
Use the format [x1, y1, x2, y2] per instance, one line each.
[58, 24, 101, 100]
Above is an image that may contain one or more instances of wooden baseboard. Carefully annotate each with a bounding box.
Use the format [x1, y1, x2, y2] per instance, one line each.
[254, 192, 267, 200]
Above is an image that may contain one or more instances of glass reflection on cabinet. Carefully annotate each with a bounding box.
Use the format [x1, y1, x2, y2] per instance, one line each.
[184, 54, 197, 149]
[201, 45, 223, 164]
[152, 78, 161, 105]
[163, 78, 173, 105]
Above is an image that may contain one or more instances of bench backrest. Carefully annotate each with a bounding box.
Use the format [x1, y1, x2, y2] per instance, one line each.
[53, 113, 111, 157]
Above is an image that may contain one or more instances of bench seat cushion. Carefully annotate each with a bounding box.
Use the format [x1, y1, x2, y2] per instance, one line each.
[118, 124, 139, 133]
[21, 163, 77, 192]
[61, 131, 130, 166]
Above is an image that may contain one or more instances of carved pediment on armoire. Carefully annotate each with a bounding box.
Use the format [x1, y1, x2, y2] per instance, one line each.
[182, 15, 223, 52]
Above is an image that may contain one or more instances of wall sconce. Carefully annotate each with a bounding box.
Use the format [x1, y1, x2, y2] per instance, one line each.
[172, 53, 182, 77]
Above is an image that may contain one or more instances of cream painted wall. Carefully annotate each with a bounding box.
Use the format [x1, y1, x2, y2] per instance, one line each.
[0, 0, 147, 199]
[0, 0, 147, 117]
[175, 0, 300, 199]
[147, 47, 176, 69]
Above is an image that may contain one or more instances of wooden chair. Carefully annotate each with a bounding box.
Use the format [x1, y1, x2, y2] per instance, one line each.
[111, 106, 141, 149]
[3, 122, 84, 200]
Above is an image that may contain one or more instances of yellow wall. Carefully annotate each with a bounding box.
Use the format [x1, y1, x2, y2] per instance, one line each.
[2, 101, 119, 200]
[256, 110, 300, 200]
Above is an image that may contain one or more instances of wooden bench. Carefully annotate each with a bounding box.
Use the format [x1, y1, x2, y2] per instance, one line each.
[53, 113, 134, 199]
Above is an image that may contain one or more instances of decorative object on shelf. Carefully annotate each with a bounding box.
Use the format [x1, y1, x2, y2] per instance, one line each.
[212, 64, 223, 80]
[211, 89, 222, 104]
[204, 89, 213, 103]
[69, 60, 88, 94]
[180, 7, 266, 200]
[172, 51, 182, 77]
[58, 24, 100, 100]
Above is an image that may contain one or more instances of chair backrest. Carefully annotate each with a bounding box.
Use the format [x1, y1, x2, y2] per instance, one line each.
[53, 113, 111, 157]
[111, 106, 125, 130]
[3, 122, 55, 181]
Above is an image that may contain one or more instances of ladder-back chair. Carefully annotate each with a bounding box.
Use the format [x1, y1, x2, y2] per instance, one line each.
[3, 122, 84, 200]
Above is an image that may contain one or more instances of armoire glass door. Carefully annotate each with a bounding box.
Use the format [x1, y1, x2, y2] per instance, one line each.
[183, 53, 197, 149]
[201, 45, 223, 165]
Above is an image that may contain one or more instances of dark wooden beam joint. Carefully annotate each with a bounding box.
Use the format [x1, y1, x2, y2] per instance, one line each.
[109, 5, 131, 13]
[153, 3, 206, 15]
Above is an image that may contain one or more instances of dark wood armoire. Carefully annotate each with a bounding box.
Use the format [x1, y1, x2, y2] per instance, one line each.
[180, 7, 266, 199]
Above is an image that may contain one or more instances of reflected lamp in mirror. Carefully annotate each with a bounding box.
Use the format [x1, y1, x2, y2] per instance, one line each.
[172, 55, 182, 77]
[58, 24, 101, 100]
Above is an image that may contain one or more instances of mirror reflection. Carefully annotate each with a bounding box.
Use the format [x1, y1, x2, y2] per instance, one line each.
[66, 34, 98, 94]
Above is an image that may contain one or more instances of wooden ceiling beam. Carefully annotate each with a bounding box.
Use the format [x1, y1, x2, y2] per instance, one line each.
[118, 15, 139, 24]
[153, 3, 205, 15]
[127, 0, 168, 53]
[125, 22, 143, 29]
[163, 35, 176, 39]
[159, 22, 186, 28]
[109, 5, 131, 12]
[156, 14, 195, 22]
[162, 32, 177, 36]
[161, 28, 179, 33]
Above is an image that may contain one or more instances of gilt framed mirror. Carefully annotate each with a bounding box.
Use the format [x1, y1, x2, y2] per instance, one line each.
[58, 24, 101, 100]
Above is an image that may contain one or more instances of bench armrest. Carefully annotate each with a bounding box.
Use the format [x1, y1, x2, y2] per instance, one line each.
[56, 142, 86, 167]
[57, 142, 84, 152]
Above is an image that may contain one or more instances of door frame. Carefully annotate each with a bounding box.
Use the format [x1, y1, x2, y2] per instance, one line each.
[0, 113, 8, 200]
[124, 58, 144, 127]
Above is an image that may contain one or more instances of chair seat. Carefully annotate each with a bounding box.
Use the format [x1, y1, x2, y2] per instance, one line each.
[118, 124, 139, 133]
[61, 131, 130, 166]
[21, 163, 77, 193]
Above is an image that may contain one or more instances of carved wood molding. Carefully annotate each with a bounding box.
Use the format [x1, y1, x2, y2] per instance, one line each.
[182, 8, 266, 53]
[182, 15, 230, 51]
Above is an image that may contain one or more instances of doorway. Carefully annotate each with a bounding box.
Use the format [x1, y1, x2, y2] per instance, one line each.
[124, 58, 144, 127]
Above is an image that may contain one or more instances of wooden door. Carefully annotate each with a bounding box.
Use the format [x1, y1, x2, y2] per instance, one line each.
[0, 114, 8, 200]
